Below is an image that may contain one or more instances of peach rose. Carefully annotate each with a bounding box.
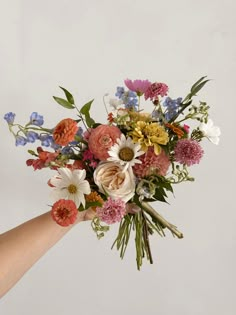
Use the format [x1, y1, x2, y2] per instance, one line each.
[93, 161, 135, 202]
[88, 125, 121, 160]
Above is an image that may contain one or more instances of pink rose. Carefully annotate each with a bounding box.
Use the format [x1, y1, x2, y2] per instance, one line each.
[88, 125, 121, 160]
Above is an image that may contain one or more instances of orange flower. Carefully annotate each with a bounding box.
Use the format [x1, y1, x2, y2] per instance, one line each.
[165, 123, 184, 139]
[85, 191, 104, 211]
[53, 118, 78, 146]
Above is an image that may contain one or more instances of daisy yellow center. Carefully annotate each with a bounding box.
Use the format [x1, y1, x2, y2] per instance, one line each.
[118, 147, 134, 161]
[67, 184, 77, 194]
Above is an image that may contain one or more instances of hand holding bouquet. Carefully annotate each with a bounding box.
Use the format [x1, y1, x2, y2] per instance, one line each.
[4, 77, 220, 269]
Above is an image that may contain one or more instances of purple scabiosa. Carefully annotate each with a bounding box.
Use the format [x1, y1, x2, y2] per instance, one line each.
[96, 197, 126, 224]
[15, 135, 27, 146]
[4, 112, 16, 124]
[30, 112, 44, 126]
[174, 139, 204, 166]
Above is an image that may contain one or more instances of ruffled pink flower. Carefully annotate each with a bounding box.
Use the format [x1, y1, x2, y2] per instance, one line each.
[174, 139, 204, 166]
[124, 79, 151, 95]
[51, 199, 78, 227]
[96, 197, 126, 224]
[144, 82, 169, 101]
[133, 147, 170, 178]
[88, 125, 121, 160]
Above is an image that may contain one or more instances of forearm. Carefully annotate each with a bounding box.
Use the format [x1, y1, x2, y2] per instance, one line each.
[0, 211, 83, 298]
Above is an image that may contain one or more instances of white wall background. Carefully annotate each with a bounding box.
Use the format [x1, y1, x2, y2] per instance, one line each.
[0, 0, 235, 314]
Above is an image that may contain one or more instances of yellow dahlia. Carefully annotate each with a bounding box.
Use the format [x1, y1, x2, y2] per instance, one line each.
[130, 121, 169, 155]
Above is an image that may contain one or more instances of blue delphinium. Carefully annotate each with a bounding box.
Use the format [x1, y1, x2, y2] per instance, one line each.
[30, 112, 44, 126]
[39, 134, 53, 147]
[61, 146, 74, 155]
[115, 86, 138, 111]
[163, 97, 182, 121]
[15, 136, 27, 146]
[26, 131, 39, 143]
[4, 112, 16, 124]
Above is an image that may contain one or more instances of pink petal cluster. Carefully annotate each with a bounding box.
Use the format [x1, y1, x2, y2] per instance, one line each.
[144, 82, 169, 101]
[133, 147, 170, 178]
[174, 139, 204, 166]
[96, 197, 126, 224]
[88, 125, 121, 160]
[124, 79, 151, 95]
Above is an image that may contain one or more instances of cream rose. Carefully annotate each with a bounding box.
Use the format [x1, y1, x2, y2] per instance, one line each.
[94, 162, 135, 202]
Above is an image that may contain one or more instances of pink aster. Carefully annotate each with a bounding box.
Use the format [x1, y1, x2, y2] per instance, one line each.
[96, 197, 126, 224]
[144, 82, 169, 101]
[174, 139, 204, 166]
[124, 79, 151, 95]
[133, 147, 170, 178]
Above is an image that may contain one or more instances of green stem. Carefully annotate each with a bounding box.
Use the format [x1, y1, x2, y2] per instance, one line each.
[141, 202, 183, 239]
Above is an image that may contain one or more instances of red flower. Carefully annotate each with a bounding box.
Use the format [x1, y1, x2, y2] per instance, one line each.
[51, 199, 78, 227]
[26, 147, 59, 170]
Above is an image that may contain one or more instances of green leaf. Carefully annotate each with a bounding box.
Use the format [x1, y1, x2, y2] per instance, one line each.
[190, 79, 209, 96]
[78, 200, 103, 211]
[59, 86, 75, 104]
[53, 96, 75, 109]
[80, 99, 94, 115]
[85, 115, 95, 128]
[190, 76, 207, 92]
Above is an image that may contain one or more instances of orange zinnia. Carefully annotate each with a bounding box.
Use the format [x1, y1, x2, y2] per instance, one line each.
[165, 123, 184, 139]
[85, 191, 104, 211]
[53, 118, 78, 146]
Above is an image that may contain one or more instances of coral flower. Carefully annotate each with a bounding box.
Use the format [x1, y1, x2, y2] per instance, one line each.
[96, 197, 126, 224]
[51, 199, 78, 226]
[88, 124, 121, 160]
[53, 118, 78, 146]
[174, 139, 204, 166]
[124, 79, 151, 96]
[133, 147, 170, 178]
[130, 121, 169, 155]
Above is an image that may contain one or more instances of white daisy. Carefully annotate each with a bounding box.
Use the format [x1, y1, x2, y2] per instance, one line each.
[199, 119, 221, 145]
[107, 134, 144, 171]
[50, 168, 91, 208]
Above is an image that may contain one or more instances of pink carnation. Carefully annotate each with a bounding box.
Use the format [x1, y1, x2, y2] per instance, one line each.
[96, 197, 126, 224]
[144, 82, 169, 101]
[133, 147, 170, 178]
[124, 79, 151, 95]
[88, 125, 121, 161]
[174, 139, 204, 166]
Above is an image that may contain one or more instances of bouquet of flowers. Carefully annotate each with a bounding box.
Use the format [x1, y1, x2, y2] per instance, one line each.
[4, 77, 220, 269]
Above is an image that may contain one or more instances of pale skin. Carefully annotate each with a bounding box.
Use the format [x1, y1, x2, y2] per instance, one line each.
[0, 208, 95, 299]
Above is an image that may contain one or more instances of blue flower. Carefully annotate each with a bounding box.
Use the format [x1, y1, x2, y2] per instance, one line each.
[39, 134, 52, 147]
[61, 146, 74, 155]
[4, 112, 16, 124]
[115, 87, 125, 99]
[26, 131, 39, 143]
[163, 97, 182, 121]
[30, 112, 44, 126]
[15, 136, 27, 146]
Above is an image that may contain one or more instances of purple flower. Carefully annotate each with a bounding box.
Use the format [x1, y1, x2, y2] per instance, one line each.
[4, 112, 16, 124]
[26, 131, 39, 143]
[174, 139, 204, 166]
[30, 112, 44, 126]
[15, 136, 27, 146]
[163, 97, 182, 121]
[39, 134, 52, 147]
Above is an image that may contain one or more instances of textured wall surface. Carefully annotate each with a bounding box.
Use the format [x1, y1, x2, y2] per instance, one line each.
[0, 0, 235, 314]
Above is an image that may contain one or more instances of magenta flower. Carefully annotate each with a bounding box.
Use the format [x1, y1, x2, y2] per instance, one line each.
[124, 79, 151, 96]
[174, 139, 204, 166]
[144, 82, 169, 101]
[96, 197, 126, 224]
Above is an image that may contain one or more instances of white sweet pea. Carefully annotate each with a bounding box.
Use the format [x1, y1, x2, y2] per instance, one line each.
[94, 161, 136, 202]
[199, 119, 221, 145]
[109, 98, 123, 109]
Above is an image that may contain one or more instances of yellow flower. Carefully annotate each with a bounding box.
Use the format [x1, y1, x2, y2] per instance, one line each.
[130, 121, 169, 155]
